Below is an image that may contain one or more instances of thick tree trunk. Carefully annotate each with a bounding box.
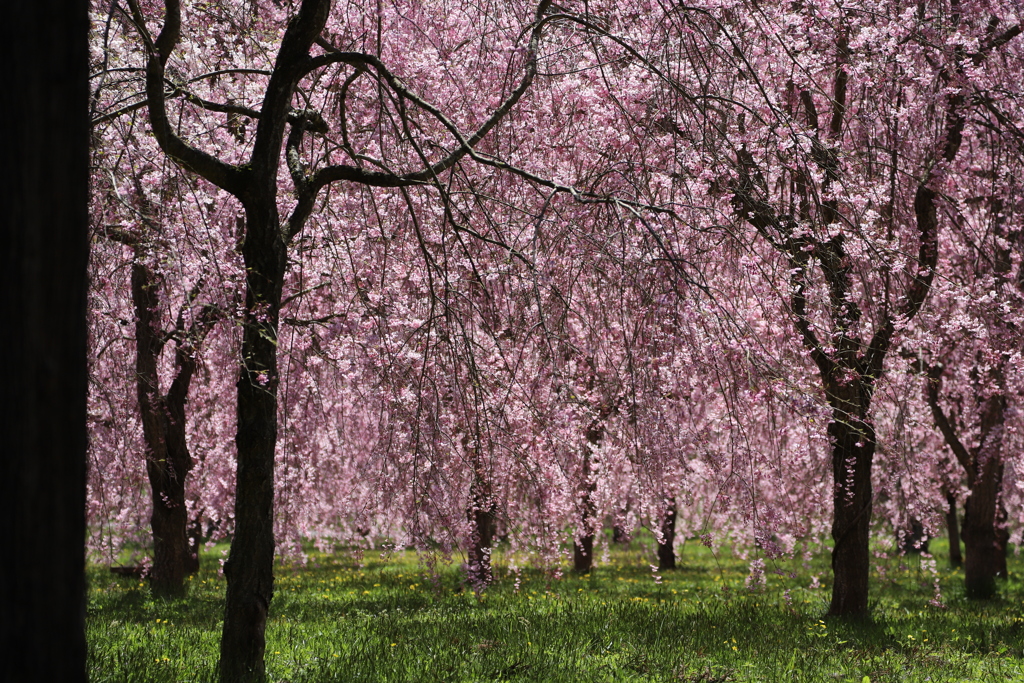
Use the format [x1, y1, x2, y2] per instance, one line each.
[219, 203, 286, 683]
[962, 457, 1004, 599]
[466, 479, 496, 587]
[657, 498, 678, 571]
[148, 466, 193, 597]
[827, 404, 875, 617]
[944, 491, 962, 568]
[0, 0, 89, 678]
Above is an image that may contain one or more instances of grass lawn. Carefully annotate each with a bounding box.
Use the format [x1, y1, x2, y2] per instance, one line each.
[87, 538, 1024, 682]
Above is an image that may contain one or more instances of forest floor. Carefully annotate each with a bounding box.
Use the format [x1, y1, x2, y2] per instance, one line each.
[87, 536, 1024, 682]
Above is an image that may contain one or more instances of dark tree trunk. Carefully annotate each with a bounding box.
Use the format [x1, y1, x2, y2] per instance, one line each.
[899, 518, 929, 555]
[944, 491, 962, 568]
[612, 500, 631, 544]
[219, 201, 286, 683]
[827, 396, 875, 617]
[573, 482, 597, 574]
[963, 501, 999, 599]
[573, 531, 595, 574]
[994, 500, 1008, 579]
[962, 435, 1004, 599]
[928, 371, 1007, 600]
[186, 515, 204, 574]
[0, 0, 89, 678]
[466, 478, 496, 587]
[573, 421, 603, 574]
[132, 259, 203, 598]
[657, 498, 678, 571]
[147, 457, 193, 598]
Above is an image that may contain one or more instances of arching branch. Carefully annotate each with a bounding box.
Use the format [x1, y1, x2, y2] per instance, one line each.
[122, 0, 248, 196]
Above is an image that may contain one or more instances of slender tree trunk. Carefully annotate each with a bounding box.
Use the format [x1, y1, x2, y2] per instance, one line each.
[573, 421, 603, 574]
[612, 500, 631, 544]
[149, 365, 200, 595]
[466, 478, 496, 587]
[926, 367, 1008, 599]
[1, 0, 89, 677]
[827, 395, 875, 617]
[573, 480, 597, 574]
[954, 383, 1009, 599]
[994, 500, 1008, 579]
[899, 518, 929, 555]
[186, 514, 203, 574]
[657, 498, 678, 571]
[944, 491, 962, 568]
[573, 530, 595, 573]
[219, 202, 286, 683]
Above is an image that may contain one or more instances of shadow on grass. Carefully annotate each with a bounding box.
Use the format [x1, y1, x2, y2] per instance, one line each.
[87, 541, 1024, 682]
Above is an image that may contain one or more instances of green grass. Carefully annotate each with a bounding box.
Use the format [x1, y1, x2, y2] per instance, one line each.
[87, 538, 1024, 682]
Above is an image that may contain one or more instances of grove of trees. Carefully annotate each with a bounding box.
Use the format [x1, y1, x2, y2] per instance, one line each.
[87, 0, 1023, 681]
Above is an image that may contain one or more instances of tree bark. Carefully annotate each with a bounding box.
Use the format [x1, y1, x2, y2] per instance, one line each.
[961, 394, 1005, 599]
[131, 258, 206, 597]
[572, 481, 597, 574]
[963, 485, 1001, 600]
[944, 491, 962, 568]
[0, 0, 89, 678]
[899, 518, 929, 555]
[823, 413, 872, 618]
[826, 385, 875, 617]
[186, 515, 204, 574]
[657, 498, 678, 571]
[218, 200, 286, 683]
[926, 367, 1007, 599]
[466, 479, 496, 587]
[573, 421, 603, 574]
[573, 530, 595, 574]
[994, 500, 1008, 579]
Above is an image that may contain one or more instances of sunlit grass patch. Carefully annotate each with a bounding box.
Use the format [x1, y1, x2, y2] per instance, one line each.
[88, 539, 1024, 682]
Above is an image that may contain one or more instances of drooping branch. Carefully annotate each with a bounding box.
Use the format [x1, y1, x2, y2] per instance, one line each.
[975, 23, 1022, 60]
[728, 147, 838, 377]
[865, 95, 964, 377]
[306, 1, 552, 190]
[785, 248, 833, 379]
[923, 363, 975, 484]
